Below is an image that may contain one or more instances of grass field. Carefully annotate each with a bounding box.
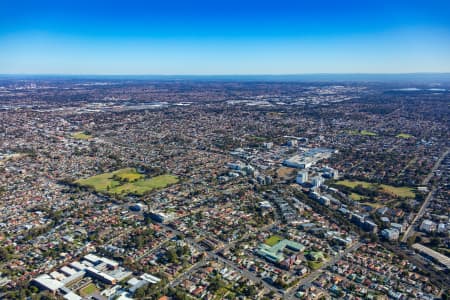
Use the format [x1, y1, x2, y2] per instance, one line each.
[72, 131, 92, 140]
[76, 171, 121, 192]
[350, 192, 366, 201]
[396, 133, 413, 139]
[336, 180, 415, 198]
[114, 168, 145, 181]
[76, 168, 179, 196]
[336, 180, 373, 189]
[347, 130, 377, 136]
[79, 283, 98, 296]
[379, 184, 415, 198]
[109, 175, 179, 195]
[307, 261, 323, 270]
[360, 202, 384, 209]
[360, 130, 377, 136]
[264, 235, 284, 246]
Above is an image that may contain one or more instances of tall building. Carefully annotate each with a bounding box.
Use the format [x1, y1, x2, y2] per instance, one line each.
[381, 228, 399, 241]
[296, 170, 309, 184]
[311, 176, 324, 188]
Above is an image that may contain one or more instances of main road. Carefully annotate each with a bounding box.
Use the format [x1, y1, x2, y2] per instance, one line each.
[284, 241, 362, 299]
[401, 148, 449, 243]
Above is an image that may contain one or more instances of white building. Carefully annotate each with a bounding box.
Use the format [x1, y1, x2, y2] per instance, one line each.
[296, 171, 309, 184]
[420, 219, 437, 233]
[322, 166, 339, 179]
[381, 228, 399, 241]
[287, 139, 298, 147]
[283, 155, 313, 169]
[263, 142, 273, 149]
[311, 176, 324, 188]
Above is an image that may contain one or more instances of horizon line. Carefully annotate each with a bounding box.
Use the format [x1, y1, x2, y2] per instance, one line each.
[1, 72, 450, 76]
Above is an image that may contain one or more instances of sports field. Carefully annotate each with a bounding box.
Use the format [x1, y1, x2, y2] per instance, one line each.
[336, 180, 372, 189]
[335, 180, 415, 198]
[396, 133, 413, 139]
[76, 168, 178, 195]
[79, 283, 98, 296]
[114, 168, 145, 181]
[379, 184, 415, 198]
[347, 130, 377, 136]
[264, 235, 283, 246]
[350, 192, 366, 201]
[72, 131, 92, 140]
[360, 130, 377, 136]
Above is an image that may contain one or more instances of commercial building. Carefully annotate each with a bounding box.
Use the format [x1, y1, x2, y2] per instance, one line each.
[296, 171, 309, 184]
[149, 211, 175, 224]
[420, 220, 437, 233]
[32, 275, 64, 293]
[381, 228, 399, 241]
[283, 155, 313, 169]
[311, 176, 324, 188]
[85, 266, 117, 285]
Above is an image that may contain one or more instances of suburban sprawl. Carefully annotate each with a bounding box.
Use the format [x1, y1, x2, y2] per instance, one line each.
[0, 77, 449, 300]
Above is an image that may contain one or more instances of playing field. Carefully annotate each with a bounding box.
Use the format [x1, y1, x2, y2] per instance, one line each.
[379, 184, 415, 198]
[396, 133, 413, 139]
[72, 131, 92, 140]
[109, 174, 179, 195]
[336, 180, 415, 198]
[114, 168, 145, 181]
[360, 130, 377, 136]
[76, 168, 178, 195]
[307, 261, 323, 270]
[79, 283, 98, 296]
[347, 130, 377, 136]
[350, 192, 366, 201]
[264, 235, 283, 246]
[336, 180, 373, 189]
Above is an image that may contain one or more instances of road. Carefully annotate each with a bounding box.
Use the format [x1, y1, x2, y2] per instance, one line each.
[284, 242, 362, 299]
[422, 148, 449, 186]
[211, 252, 283, 295]
[125, 201, 284, 294]
[401, 148, 449, 243]
[168, 260, 208, 288]
[159, 219, 284, 296]
[401, 189, 435, 242]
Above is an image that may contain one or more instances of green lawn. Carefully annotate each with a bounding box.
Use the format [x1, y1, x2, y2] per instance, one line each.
[336, 180, 415, 198]
[379, 184, 415, 198]
[264, 235, 284, 246]
[336, 180, 373, 189]
[114, 167, 145, 181]
[76, 168, 179, 196]
[396, 133, 413, 139]
[360, 202, 384, 209]
[79, 283, 98, 296]
[307, 261, 323, 270]
[72, 131, 92, 140]
[76, 172, 121, 192]
[109, 174, 179, 195]
[347, 130, 377, 136]
[350, 192, 366, 201]
[360, 130, 377, 136]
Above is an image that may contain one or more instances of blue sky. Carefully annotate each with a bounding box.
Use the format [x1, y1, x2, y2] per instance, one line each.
[1, 0, 449, 74]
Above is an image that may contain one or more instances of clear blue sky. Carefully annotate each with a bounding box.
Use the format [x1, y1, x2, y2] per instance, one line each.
[1, 0, 449, 74]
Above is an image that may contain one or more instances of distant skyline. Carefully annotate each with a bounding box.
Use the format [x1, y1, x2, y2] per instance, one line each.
[1, 0, 450, 75]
